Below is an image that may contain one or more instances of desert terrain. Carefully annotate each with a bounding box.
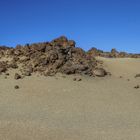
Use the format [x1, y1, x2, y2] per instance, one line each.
[0, 57, 140, 140]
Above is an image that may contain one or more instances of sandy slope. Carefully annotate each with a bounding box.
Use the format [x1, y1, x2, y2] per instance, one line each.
[0, 57, 140, 140]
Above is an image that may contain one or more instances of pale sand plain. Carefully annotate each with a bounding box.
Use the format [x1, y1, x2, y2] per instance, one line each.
[0, 57, 140, 140]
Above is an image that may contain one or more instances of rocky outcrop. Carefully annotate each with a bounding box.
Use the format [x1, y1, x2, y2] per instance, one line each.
[0, 36, 107, 78]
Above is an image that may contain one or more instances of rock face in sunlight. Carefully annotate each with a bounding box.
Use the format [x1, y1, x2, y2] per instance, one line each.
[0, 36, 106, 78]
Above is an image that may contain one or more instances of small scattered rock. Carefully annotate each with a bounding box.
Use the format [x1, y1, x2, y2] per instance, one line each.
[14, 73, 21, 80]
[5, 73, 9, 76]
[135, 74, 140, 78]
[14, 85, 19, 89]
[134, 85, 140, 89]
[73, 77, 82, 81]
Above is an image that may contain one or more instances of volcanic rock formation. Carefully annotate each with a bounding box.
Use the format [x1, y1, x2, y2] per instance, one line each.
[0, 36, 107, 78]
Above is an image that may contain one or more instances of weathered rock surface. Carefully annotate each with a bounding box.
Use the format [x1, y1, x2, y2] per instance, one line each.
[0, 36, 107, 78]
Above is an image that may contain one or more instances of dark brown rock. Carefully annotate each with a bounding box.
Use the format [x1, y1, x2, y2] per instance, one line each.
[134, 85, 140, 89]
[135, 74, 140, 78]
[14, 73, 21, 80]
[5, 73, 10, 76]
[14, 85, 19, 89]
[73, 77, 82, 81]
[77, 78, 82, 81]
[0, 67, 7, 73]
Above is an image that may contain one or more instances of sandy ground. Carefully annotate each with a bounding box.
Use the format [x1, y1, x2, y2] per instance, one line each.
[0, 57, 140, 140]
